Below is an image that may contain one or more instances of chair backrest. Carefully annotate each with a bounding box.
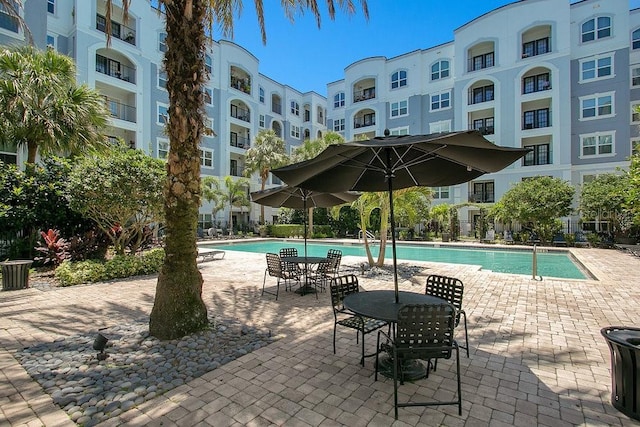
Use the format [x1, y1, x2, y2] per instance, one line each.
[425, 274, 464, 313]
[327, 249, 342, 273]
[396, 303, 456, 360]
[279, 247, 298, 258]
[329, 274, 359, 314]
[265, 253, 283, 278]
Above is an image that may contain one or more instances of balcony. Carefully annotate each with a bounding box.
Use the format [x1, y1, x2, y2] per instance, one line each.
[230, 76, 251, 95]
[468, 192, 495, 203]
[468, 85, 494, 105]
[523, 73, 551, 94]
[230, 132, 250, 149]
[522, 109, 551, 130]
[522, 37, 550, 59]
[96, 54, 136, 84]
[353, 88, 376, 103]
[230, 165, 245, 177]
[272, 102, 282, 115]
[231, 105, 250, 122]
[472, 125, 494, 136]
[467, 52, 494, 72]
[354, 113, 375, 128]
[96, 14, 136, 45]
[106, 99, 136, 123]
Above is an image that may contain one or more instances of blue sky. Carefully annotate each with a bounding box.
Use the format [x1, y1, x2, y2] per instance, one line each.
[214, 0, 640, 97]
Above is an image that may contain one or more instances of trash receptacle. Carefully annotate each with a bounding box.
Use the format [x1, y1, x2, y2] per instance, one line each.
[601, 326, 640, 421]
[0, 260, 33, 290]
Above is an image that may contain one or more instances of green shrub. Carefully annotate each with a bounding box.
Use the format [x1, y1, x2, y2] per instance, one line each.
[55, 248, 165, 286]
[270, 224, 304, 238]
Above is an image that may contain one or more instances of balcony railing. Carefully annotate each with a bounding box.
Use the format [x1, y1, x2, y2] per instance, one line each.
[106, 99, 136, 122]
[271, 102, 282, 115]
[522, 37, 550, 58]
[230, 105, 250, 122]
[354, 114, 375, 128]
[230, 76, 251, 94]
[468, 86, 494, 105]
[353, 88, 376, 103]
[230, 133, 250, 149]
[230, 166, 245, 177]
[468, 192, 495, 203]
[467, 52, 494, 72]
[96, 14, 136, 45]
[522, 109, 551, 129]
[304, 110, 311, 122]
[471, 125, 494, 135]
[96, 54, 136, 84]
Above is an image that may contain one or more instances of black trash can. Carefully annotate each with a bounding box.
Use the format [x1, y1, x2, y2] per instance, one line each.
[601, 326, 640, 421]
[0, 260, 33, 290]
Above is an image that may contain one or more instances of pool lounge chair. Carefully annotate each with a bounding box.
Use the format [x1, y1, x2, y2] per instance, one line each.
[552, 232, 567, 247]
[574, 231, 591, 248]
[197, 248, 225, 262]
[503, 230, 515, 244]
[481, 229, 495, 244]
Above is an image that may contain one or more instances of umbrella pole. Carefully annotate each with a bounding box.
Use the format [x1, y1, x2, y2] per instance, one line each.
[386, 151, 400, 304]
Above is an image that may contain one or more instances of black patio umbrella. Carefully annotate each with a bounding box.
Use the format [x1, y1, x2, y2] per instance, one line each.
[250, 185, 360, 258]
[271, 130, 530, 303]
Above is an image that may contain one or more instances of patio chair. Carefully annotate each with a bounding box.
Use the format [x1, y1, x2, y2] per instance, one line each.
[503, 230, 515, 244]
[279, 247, 302, 284]
[375, 303, 462, 419]
[326, 249, 342, 277]
[329, 274, 388, 366]
[262, 253, 298, 300]
[425, 274, 469, 357]
[552, 232, 568, 247]
[574, 230, 591, 248]
[307, 259, 334, 295]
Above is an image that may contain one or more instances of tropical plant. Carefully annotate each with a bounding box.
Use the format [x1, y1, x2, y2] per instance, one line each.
[624, 153, 640, 226]
[491, 176, 575, 243]
[67, 143, 165, 255]
[201, 176, 250, 234]
[34, 229, 66, 266]
[244, 129, 288, 223]
[201, 176, 225, 222]
[0, 46, 109, 169]
[579, 173, 629, 236]
[430, 204, 450, 236]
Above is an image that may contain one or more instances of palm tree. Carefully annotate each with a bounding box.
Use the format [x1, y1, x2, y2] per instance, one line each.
[96, 0, 368, 340]
[202, 176, 250, 234]
[201, 176, 225, 225]
[0, 46, 109, 168]
[244, 129, 288, 223]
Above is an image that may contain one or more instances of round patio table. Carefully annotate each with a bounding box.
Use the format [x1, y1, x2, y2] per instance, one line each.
[344, 290, 446, 379]
[281, 256, 329, 295]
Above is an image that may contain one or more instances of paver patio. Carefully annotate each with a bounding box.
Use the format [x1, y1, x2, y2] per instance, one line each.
[0, 243, 639, 426]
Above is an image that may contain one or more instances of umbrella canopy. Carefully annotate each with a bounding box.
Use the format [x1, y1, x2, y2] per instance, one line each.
[271, 130, 530, 302]
[250, 185, 360, 259]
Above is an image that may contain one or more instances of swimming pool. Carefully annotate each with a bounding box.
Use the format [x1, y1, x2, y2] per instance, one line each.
[204, 240, 589, 280]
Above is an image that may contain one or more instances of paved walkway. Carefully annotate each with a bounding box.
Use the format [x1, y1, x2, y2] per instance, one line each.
[1, 244, 640, 426]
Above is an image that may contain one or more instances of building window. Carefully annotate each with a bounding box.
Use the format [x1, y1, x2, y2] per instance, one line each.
[632, 66, 640, 87]
[204, 118, 214, 136]
[632, 103, 640, 123]
[391, 70, 407, 89]
[200, 148, 213, 168]
[333, 118, 345, 132]
[580, 93, 614, 120]
[259, 87, 264, 103]
[522, 37, 550, 58]
[430, 90, 451, 111]
[431, 60, 450, 80]
[469, 85, 494, 104]
[523, 109, 550, 129]
[633, 29, 640, 49]
[581, 16, 611, 43]
[469, 52, 494, 72]
[46, 34, 56, 49]
[389, 127, 409, 136]
[429, 120, 451, 134]
[471, 181, 494, 203]
[334, 92, 345, 108]
[157, 104, 169, 125]
[523, 73, 550, 94]
[0, 1, 20, 33]
[432, 187, 450, 199]
[159, 32, 167, 52]
[523, 143, 550, 166]
[158, 70, 167, 89]
[203, 87, 212, 105]
[158, 139, 169, 159]
[317, 107, 324, 125]
[580, 54, 613, 82]
[390, 100, 408, 117]
[632, 139, 640, 155]
[259, 114, 265, 128]
[291, 125, 300, 139]
[472, 117, 494, 135]
[204, 54, 212, 74]
[580, 132, 614, 157]
[47, 0, 55, 14]
[290, 101, 299, 116]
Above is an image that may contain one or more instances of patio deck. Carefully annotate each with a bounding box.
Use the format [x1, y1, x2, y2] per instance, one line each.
[0, 246, 639, 426]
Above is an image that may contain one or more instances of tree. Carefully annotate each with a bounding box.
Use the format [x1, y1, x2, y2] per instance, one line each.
[579, 173, 629, 236]
[491, 176, 574, 243]
[201, 176, 250, 234]
[0, 46, 109, 168]
[93, 0, 369, 340]
[67, 144, 165, 255]
[625, 153, 640, 226]
[201, 176, 225, 225]
[244, 129, 288, 223]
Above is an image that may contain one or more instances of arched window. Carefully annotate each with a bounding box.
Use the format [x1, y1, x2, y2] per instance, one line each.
[431, 60, 450, 80]
[334, 92, 345, 108]
[391, 70, 407, 89]
[582, 16, 611, 43]
[633, 28, 640, 49]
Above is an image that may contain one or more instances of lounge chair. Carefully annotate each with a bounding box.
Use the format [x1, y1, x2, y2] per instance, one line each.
[552, 232, 567, 247]
[503, 230, 515, 244]
[197, 248, 225, 262]
[574, 230, 591, 248]
[481, 229, 495, 244]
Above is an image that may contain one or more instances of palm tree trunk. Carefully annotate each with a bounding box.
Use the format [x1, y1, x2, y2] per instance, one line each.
[149, 0, 208, 340]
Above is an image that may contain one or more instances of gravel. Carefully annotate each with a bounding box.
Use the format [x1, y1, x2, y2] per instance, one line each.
[17, 317, 277, 426]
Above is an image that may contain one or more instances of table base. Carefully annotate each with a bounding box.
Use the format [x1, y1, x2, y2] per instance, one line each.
[377, 354, 428, 381]
[295, 285, 317, 295]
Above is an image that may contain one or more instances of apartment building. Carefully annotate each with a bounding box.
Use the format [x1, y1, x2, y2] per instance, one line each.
[0, 0, 327, 228]
[1, 0, 638, 230]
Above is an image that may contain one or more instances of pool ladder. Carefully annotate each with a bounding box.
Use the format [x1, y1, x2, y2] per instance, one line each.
[358, 229, 378, 245]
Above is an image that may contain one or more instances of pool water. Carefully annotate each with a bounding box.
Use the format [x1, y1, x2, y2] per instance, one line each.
[205, 240, 589, 280]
